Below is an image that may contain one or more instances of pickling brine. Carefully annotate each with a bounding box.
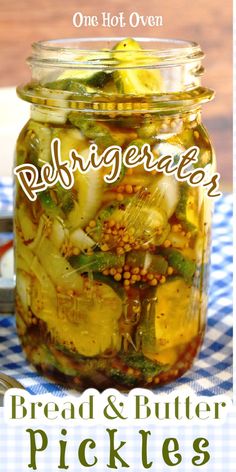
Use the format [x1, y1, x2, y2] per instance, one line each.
[15, 38, 215, 390]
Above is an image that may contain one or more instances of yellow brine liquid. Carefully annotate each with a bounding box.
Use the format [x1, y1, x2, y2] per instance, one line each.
[14, 38, 214, 390]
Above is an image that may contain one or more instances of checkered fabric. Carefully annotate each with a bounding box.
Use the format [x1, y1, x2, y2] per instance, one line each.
[0, 177, 12, 213]
[0, 178, 233, 397]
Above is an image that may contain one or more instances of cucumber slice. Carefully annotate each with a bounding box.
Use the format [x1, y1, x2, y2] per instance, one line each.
[69, 228, 96, 251]
[168, 129, 195, 149]
[38, 191, 62, 218]
[160, 248, 196, 283]
[47, 51, 113, 94]
[16, 269, 33, 318]
[50, 279, 122, 357]
[16, 204, 37, 242]
[69, 252, 125, 273]
[139, 277, 199, 357]
[150, 174, 179, 218]
[68, 113, 127, 148]
[57, 50, 113, 89]
[175, 184, 199, 232]
[33, 237, 84, 291]
[45, 78, 87, 93]
[167, 231, 188, 249]
[123, 203, 170, 246]
[93, 273, 125, 299]
[27, 120, 52, 166]
[92, 198, 170, 246]
[109, 369, 139, 387]
[51, 127, 103, 229]
[39, 345, 79, 377]
[38, 186, 74, 218]
[126, 251, 168, 274]
[57, 70, 112, 89]
[113, 38, 163, 94]
[68, 167, 103, 229]
[120, 352, 166, 379]
[50, 219, 66, 250]
[31, 86, 71, 123]
[31, 105, 68, 124]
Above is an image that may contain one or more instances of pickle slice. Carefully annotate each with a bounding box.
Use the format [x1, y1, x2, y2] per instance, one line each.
[113, 38, 162, 94]
[160, 248, 196, 283]
[139, 278, 199, 361]
[69, 252, 125, 273]
[42, 279, 122, 357]
[68, 113, 127, 148]
[175, 184, 199, 232]
[57, 71, 112, 89]
[126, 252, 168, 275]
[51, 127, 103, 229]
[55, 51, 113, 90]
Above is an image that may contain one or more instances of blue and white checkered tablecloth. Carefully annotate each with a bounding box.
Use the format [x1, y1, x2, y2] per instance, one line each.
[0, 178, 233, 397]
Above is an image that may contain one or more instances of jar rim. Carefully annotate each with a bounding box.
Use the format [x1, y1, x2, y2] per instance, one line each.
[17, 84, 214, 114]
[30, 37, 204, 68]
[18, 37, 214, 112]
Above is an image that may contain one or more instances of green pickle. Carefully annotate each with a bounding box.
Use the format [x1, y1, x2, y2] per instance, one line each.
[15, 38, 215, 390]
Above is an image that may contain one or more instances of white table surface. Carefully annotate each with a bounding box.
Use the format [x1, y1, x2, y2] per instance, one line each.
[0, 87, 29, 176]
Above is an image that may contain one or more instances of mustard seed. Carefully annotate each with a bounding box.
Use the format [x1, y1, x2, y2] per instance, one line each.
[163, 239, 171, 248]
[89, 220, 96, 228]
[150, 278, 158, 286]
[117, 247, 124, 255]
[124, 280, 130, 287]
[101, 243, 109, 251]
[124, 244, 131, 252]
[147, 273, 154, 280]
[122, 234, 129, 243]
[117, 185, 124, 193]
[125, 184, 133, 194]
[114, 273, 122, 282]
[117, 193, 124, 202]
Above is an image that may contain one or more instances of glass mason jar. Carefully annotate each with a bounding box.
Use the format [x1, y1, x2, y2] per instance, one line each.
[15, 38, 215, 391]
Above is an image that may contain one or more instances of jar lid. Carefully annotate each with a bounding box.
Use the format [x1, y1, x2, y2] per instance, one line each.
[0, 373, 25, 406]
